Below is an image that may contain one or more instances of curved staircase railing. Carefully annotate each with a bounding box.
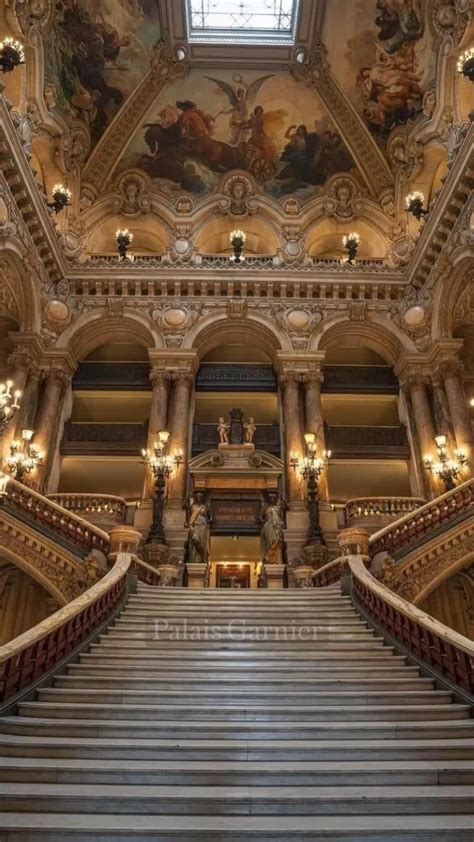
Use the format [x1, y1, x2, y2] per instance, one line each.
[370, 479, 474, 559]
[344, 496, 426, 526]
[2, 480, 110, 559]
[0, 552, 131, 708]
[47, 493, 127, 525]
[349, 554, 474, 699]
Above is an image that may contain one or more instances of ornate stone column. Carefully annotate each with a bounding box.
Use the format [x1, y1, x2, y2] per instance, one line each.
[432, 374, 456, 449]
[303, 370, 329, 501]
[279, 372, 305, 506]
[34, 363, 74, 493]
[406, 373, 439, 497]
[439, 360, 473, 465]
[167, 371, 194, 506]
[400, 385, 429, 500]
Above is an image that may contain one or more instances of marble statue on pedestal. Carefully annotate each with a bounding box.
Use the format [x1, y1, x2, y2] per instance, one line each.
[185, 491, 212, 565]
[217, 417, 230, 444]
[260, 492, 287, 565]
[244, 416, 257, 444]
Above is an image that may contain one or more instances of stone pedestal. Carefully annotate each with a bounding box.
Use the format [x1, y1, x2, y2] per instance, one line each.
[108, 526, 142, 564]
[186, 562, 207, 588]
[289, 542, 328, 588]
[142, 542, 183, 586]
[337, 527, 370, 560]
[265, 564, 286, 589]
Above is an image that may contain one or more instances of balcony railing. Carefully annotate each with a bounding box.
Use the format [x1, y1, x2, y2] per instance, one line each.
[196, 363, 277, 392]
[1, 479, 110, 559]
[322, 366, 399, 394]
[326, 425, 409, 458]
[73, 362, 151, 391]
[47, 494, 127, 526]
[61, 422, 148, 455]
[345, 497, 426, 527]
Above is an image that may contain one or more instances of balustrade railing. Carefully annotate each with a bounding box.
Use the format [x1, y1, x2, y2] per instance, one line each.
[48, 494, 127, 524]
[134, 558, 162, 586]
[350, 555, 474, 697]
[0, 553, 130, 706]
[370, 479, 474, 559]
[312, 558, 346, 588]
[1, 479, 110, 558]
[345, 496, 426, 524]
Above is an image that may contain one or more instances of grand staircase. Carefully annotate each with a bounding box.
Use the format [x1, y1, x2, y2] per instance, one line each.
[0, 584, 473, 840]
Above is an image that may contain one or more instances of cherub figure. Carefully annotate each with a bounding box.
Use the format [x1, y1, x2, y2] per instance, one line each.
[217, 416, 230, 445]
[244, 416, 257, 444]
[204, 74, 274, 145]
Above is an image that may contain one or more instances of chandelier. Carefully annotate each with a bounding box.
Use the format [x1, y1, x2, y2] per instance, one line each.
[0, 37, 25, 73]
[6, 429, 43, 482]
[405, 191, 429, 221]
[229, 229, 246, 264]
[457, 47, 474, 82]
[0, 380, 21, 432]
[424, 435, 468, 491]
[142, 432, 183, 544]
[116, 229, 134, 262]
[47, 184, 72, 214]
[290, 434, 331, 545]
[342, 232, 360, 265]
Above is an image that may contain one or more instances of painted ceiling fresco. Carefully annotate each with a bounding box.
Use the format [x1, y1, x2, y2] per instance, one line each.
[45, 0, 161, 145]
[324, 0, 433, 144]
[116, 71, 357, 200]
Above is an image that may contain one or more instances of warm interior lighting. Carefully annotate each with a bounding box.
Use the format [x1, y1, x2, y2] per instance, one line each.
[457, 46, 474, 81]
[0, 37, 25, 73]
[405, 191, 428, 220]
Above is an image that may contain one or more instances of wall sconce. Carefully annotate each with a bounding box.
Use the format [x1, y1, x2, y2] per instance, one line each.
[142, 431, 183, 543]
[424, 434, 468, 492]
[405, 191, 429, 221]
[0, 38, 25, 73]
[47, 184, 72, 214]
[116, 228, 134, 262]
[6, 429, 43, 482]
[457, 47, 474, 82]
[0, 380, 21, 432]
[230, 229, 246, 264]
[342, 232, 360, 265]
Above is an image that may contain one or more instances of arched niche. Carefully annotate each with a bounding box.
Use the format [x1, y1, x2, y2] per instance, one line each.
[56, 310, 164, 361]
[85, 343, 150, 362]
[195, 216, 279, 256]
[84, 214, 169, 255]
[305, 219, 387, 260]
[310, 317, 406, 367]
[202, 344, 272, 364]
[185, 312, 290, 364]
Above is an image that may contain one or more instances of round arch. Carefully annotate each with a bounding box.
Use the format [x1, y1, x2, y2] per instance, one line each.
[0, 250, 42, 333]
[432, 256, 474, 341]
[309, 314, 415, 366]
[55, 309, 164, 360]
[183, 311, 291, 364]
[0, 543, 69, 606]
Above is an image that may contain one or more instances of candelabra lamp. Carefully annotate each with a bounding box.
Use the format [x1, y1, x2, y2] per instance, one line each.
[0, 380, 21, 432]
[6, 429, 43, 483]
[457, 47, 474, 82]
[405, 191, 429, 221]
[342, 232, 360, 265]
[47, 184, 71, 214]
[142, 431, 183, 544]
[424, 435, 468, 492]
[116, 228, 134, 262]
[291, 434, 331, 545]
[229, 229, 246, 264]
[0, 38, 24, 73]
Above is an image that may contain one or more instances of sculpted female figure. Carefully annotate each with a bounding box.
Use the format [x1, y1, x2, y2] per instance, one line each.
[185, 491, 212, 565]
[260, 492, 286, 565]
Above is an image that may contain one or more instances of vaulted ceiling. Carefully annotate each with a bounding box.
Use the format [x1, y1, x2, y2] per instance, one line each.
[1, 0, 472, 261]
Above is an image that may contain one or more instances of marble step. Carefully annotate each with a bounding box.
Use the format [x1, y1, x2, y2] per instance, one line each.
[4, 716, 473, 740]
[92, 638, 389, 651]
[1, 812, 474, 840]
[1, 757, 473, 787]
[79, 649, 406, 663]
[1, 734, 473, 762]
[56, 677, 434, 695]
[104, 630, 377, 642]
[37, 688, 452, 709]
[16, 701, 465, 723]
[1, 783, 474, 816]
[122, 605, 359, 615]
[69, 660, 419, 676]
[60, 674, 424, 690]
[116, 615, 364, 626]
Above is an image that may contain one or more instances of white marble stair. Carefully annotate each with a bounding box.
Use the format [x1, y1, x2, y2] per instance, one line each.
[0, 583, 473, 840]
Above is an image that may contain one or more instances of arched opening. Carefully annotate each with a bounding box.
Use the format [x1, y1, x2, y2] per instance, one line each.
[0, 561, 56, 645]
[58, 340, 152, 501]
[196, 216, 279, 256]
[306, 219, 387, 260]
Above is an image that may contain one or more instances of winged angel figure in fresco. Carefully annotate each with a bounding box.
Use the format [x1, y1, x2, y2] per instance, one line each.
[141, 74, 286, 187]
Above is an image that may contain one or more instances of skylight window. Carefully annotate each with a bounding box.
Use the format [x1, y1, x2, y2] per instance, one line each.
[186, 1, 300, 45]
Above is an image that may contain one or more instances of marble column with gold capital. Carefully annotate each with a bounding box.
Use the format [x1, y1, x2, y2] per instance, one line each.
[302, 371, 329, 501]
[279, 372, 306, 506]
[34, 369, 72, 493]
[405, 372, 439, 498]
[438, 360, 473, 471]
[167, 371, 194, 506]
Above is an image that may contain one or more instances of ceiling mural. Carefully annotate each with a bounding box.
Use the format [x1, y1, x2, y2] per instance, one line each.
[324, 0, 433, 144]
[44, 0, 161, 146]
[116, 71, 358, 201]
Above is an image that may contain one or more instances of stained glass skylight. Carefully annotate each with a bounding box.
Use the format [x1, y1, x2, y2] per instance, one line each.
[186, 1, 300, 45]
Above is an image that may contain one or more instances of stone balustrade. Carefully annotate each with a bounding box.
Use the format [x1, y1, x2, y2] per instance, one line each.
[1, 479, 110, 559]
[0, 552, 131, 706]
[48, 494, 127, 526]
[350, 554, 474, 697]
[345, 496, 426, 528]
[370, 479, 474, 560]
